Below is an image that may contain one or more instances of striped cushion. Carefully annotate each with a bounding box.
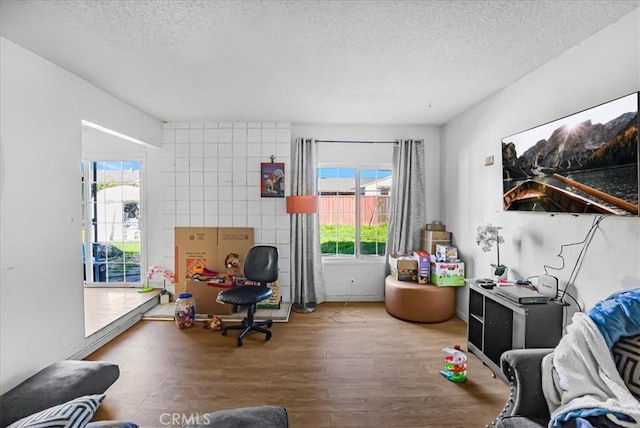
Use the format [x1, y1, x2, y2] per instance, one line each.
[612, 334, 640, 399]
[85, 422, 138, 428]
[8, 394, 105, 428]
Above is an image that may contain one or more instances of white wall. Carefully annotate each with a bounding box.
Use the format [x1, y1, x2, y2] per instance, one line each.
[143, 123, 443, 303]
[293, 124, 441, 300]
[0, 37, 162, 393]
[441, 9, 640, 319]
[145, 121, 293, 301]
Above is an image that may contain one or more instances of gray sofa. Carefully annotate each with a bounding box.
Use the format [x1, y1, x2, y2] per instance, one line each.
[0, 360, 121, 428]
[493, 341, 640, 427]
[184, 406, 288, 428]
[0, 360, 288, 428]
[491, 348, 553, 428]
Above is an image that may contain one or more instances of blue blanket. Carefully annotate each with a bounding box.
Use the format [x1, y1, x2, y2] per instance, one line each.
[588, 288, 640, 348]
[542, 288, 640, 428]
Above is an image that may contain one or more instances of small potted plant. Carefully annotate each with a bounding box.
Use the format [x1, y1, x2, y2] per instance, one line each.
[145, 265, 175, 304]
[476, 223, 507, 279]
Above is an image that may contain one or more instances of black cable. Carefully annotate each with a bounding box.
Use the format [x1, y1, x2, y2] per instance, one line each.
[543, 215, 604, 276]
[561, 290, 583, 313]
[564, 215, 605, 292]
[560, 290, 584, 331]
[542, 215, 605, 317]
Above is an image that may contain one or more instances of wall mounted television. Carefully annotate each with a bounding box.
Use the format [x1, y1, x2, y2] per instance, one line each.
[501, 92, 639, 216]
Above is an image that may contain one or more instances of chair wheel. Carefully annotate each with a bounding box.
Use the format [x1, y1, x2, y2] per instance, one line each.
[221, 328, 227, 336]
[267, 321, 273, 328]
[266, 331, 272, 341]
[237, 338, 243, 347]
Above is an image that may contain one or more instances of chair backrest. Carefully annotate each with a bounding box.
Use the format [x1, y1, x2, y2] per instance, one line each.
[244, 245, 279, 284]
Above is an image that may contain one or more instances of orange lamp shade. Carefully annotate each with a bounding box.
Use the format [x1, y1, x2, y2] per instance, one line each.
[286, 195, 319, 214]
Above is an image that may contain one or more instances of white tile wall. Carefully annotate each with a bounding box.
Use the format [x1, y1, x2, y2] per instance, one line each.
[159, 121, 292, 301]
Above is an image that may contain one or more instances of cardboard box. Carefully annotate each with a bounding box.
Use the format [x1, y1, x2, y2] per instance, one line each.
[185, 279, 236, 315]
[420, 230, 451, 241]
[258, 281, 281, 309]
[389, 253, 418, 282]
[426, 223, 446, 231]
[175, 227, 254, 294]
[412, 250, 431, 284]
[215, 228, 254, 277]
[420, 230, 452, 254]
[175, 227, 218, 294]
[435, 244, 458, 262]
[430, 261, 465, 286]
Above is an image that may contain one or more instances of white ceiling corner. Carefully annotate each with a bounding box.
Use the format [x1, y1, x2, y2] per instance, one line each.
[1, 0, 638, 125]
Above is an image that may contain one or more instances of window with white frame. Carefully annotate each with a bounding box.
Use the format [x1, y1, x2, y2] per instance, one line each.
[318, 165, 392, 257]
[82, 160, 142, 284]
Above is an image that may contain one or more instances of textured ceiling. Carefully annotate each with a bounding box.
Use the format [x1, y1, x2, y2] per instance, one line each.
[1, 1, 638, 125]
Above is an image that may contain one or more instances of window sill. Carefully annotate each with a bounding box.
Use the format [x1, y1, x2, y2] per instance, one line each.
[322, 256, 386, 265]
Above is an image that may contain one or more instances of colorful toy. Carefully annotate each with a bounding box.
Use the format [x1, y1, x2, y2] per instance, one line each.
[193, 266, 218, 277]
[191, 266, 220, 282]
[225, 253, 240, 278]
[440, 347, 467, 383]
[203, 316, 224, 331]
[174, 294, 196, 329]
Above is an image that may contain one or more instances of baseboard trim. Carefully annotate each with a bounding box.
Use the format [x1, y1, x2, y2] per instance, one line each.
[72, 297, 159, 360]
[323, 295, 383, 302]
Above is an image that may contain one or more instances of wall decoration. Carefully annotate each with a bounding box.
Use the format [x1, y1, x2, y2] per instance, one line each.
[261, 162, 285, 198]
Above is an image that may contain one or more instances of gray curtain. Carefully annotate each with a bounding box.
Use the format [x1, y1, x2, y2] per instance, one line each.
[387, 139, 427, 257]
[290, 137, 325, 312]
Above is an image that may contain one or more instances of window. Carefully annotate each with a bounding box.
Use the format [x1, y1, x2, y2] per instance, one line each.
[318, 166, 392, 257]
[82, 160, 142, 284]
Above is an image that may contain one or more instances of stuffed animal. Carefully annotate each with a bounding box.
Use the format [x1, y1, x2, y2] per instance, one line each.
[203, 316, 224, 331]
[225, 253, 240, 277]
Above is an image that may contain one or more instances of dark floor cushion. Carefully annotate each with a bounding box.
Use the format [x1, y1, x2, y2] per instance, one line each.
[183, 406, 288, 428]
[0, 360, 120, 428]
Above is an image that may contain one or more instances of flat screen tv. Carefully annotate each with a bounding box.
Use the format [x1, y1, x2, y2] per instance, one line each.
[502, 92, 639, 216]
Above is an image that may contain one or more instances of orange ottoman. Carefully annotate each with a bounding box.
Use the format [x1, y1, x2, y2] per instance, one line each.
[384, 275, 455, 322]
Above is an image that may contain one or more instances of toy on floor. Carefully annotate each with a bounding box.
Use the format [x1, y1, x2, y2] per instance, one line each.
[440, 347, 467, 383]
[203, 316, 224, 331]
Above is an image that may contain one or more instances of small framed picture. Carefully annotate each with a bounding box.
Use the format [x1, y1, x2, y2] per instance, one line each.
[261, 162, 285, 198]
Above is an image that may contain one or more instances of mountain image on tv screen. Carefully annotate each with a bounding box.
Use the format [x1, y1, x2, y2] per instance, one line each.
[501, 92, 639, 216]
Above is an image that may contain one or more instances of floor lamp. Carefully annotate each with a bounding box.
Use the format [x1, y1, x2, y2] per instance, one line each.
[286, 195, 319, 313]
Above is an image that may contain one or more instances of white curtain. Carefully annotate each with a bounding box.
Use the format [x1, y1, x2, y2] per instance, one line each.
[290, 137, 325, 312]
[387, 139, 427, 257]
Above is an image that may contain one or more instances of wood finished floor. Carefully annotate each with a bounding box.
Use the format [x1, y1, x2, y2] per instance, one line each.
[88, 302, 509, 428]
[84, 287, 161, 336]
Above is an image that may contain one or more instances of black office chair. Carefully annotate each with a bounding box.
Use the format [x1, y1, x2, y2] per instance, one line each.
[218, 245, 277, 346]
